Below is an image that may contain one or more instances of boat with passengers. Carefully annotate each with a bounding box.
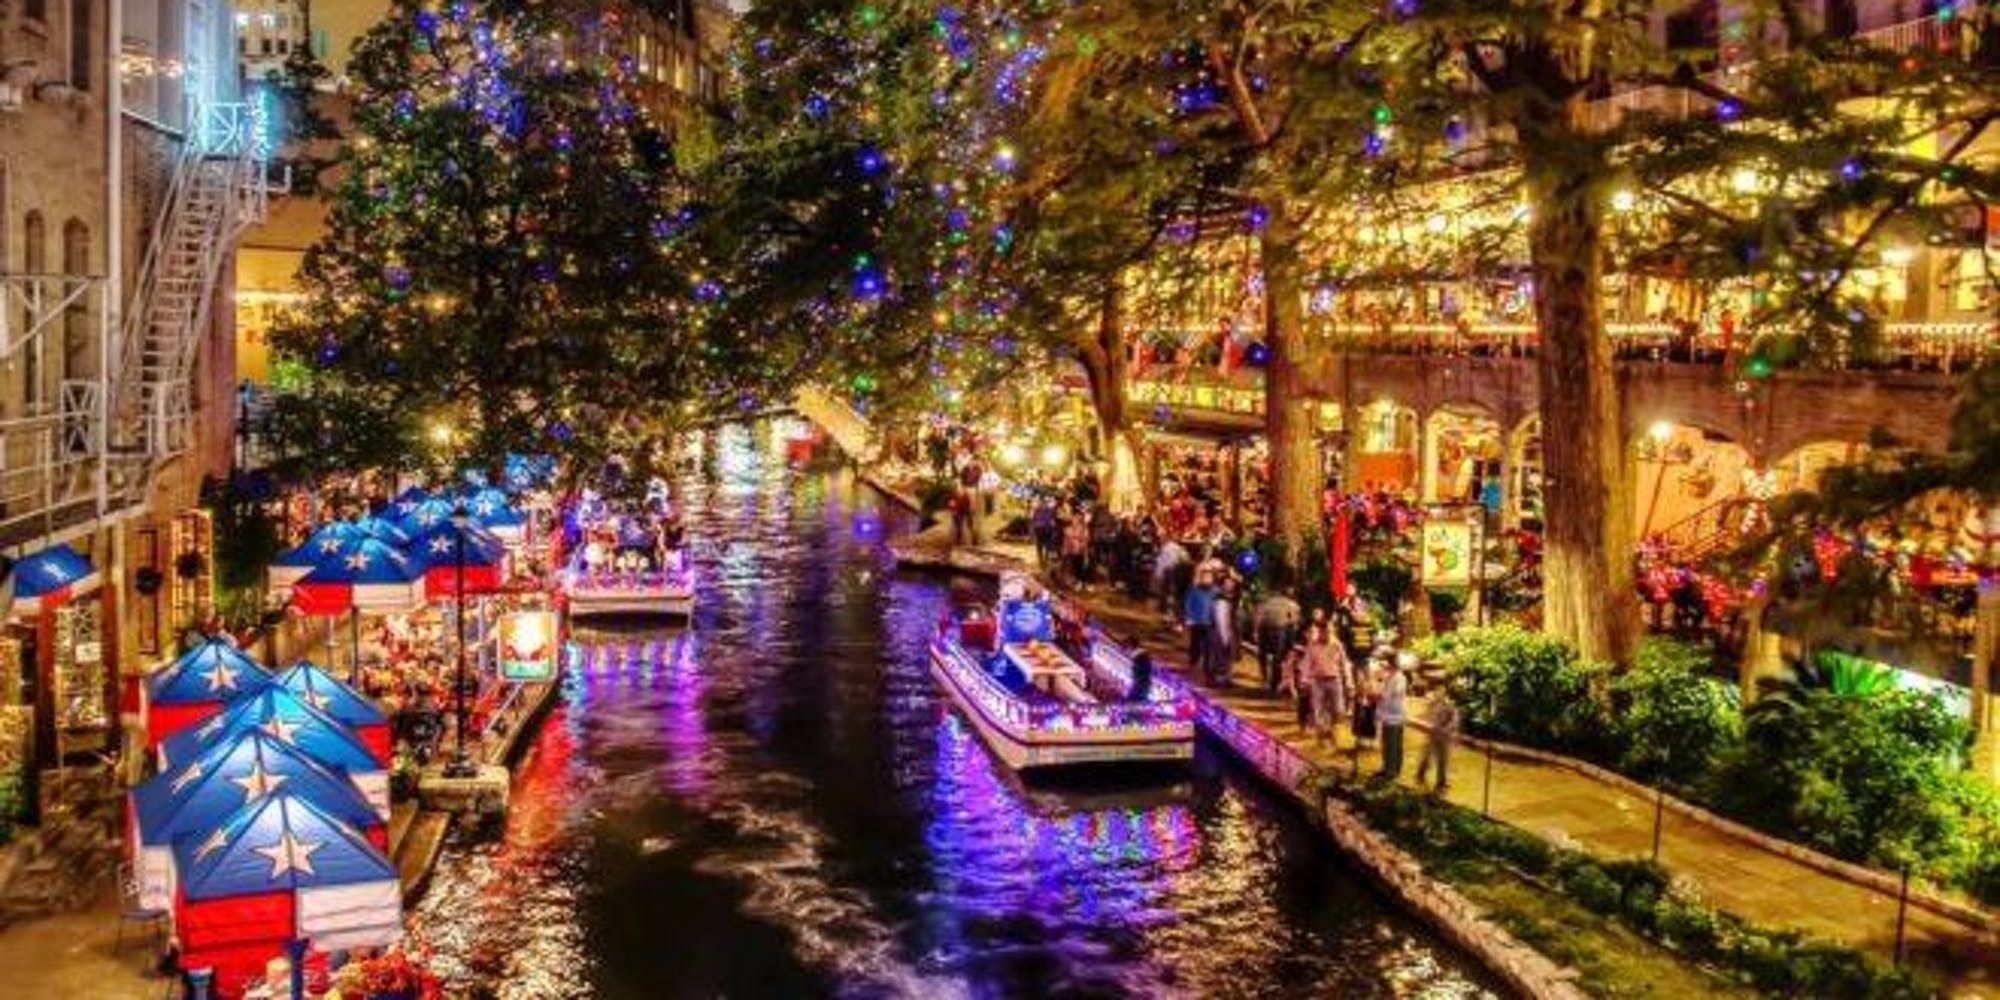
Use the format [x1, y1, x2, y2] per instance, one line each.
[557, 493, 695, 620]
[929, 574, 1196, 770]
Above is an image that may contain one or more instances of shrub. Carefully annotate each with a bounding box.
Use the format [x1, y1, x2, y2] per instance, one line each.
[1420, 624, 1615, 757]
[1611, 639, 1742, 789]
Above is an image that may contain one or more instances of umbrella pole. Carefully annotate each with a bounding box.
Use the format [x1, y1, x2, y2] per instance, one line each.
[349, 607, 361, 684]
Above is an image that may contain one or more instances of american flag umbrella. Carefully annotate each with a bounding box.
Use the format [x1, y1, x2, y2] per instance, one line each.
[408, 519, 509, 599]
[392, 496, 457, 538]
[171, 790, 401, 997]
[390, 485, 431, 514]
[158, 687, 391, 814]
[142, 637, 273, 748]
[8, 542, 101, 619]
[129, 729, 386, 912]
[273, 661, 392, 762]
[267, 522, 367, 593]
[350, 514, 413, 549]
[289, 537, 427, 617]
[462, 486, 527, 543]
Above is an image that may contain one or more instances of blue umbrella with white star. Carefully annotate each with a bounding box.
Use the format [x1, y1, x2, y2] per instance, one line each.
[143, 637, 273, 749]
[268, 522, 367, 592]
[405, 518, 508, 598]
[157, 687, 390, 814]
[9, 542, 102, 619]
[171, 790, 402, 990]
[272, 661, 390, 761]
[461, 485, 527, 543]
[128, 729, 384, 912]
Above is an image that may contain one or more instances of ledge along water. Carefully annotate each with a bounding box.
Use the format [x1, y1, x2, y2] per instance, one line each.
[407, 421, 1500, 998]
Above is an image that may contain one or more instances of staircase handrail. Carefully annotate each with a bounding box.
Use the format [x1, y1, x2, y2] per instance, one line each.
[112, 129, 204, 436]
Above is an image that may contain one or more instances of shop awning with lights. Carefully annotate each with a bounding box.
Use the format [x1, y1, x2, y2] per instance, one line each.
[9, 542, 101, 618]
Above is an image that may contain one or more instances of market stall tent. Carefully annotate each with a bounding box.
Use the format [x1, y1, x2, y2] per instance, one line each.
[289, 538, 427, 616]
[9, 542, 101, 619]
[272, 662, 392, 762]
[462, 486, 528, 543]
[130, 729, 385, 911]
[142, 638, 273, 748]
[407, 520, 509, 598]
[157, 688, 392, 814]
[172, 791, 401, 998]
[267, 522, 366, 593]
[350, 514, 413, 549]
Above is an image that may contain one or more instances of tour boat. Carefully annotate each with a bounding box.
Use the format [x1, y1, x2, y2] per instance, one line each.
[929, 580, 1196, 770]
[558, 539, 695, 620]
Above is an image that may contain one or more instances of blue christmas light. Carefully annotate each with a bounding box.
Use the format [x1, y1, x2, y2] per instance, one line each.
[856, 145, 887, 176]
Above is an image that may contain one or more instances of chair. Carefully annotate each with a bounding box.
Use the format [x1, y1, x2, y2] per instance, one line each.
[114, 860, 168, 957]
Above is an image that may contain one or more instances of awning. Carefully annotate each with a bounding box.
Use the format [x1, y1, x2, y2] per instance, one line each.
[11, 542, 101, 619]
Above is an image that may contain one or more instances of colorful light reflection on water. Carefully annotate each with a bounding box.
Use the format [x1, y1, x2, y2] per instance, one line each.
[411, 423, 1497, 999]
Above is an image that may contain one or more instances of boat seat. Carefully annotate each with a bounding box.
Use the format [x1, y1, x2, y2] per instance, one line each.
[961, 618, 997, 651]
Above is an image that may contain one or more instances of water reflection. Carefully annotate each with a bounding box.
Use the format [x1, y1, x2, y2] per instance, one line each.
[411, 422, 1495, 998]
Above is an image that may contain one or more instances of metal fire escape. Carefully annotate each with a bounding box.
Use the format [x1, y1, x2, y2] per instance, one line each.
[107, 102, 271, 497]
[0, 102, 267, 550]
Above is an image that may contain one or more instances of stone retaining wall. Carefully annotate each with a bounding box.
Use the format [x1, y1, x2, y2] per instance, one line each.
[1199, 700, 1589, 1000]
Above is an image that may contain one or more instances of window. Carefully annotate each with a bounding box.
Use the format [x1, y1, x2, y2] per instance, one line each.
[239, 36, 248, 54]
[26, 0, 46, 23]
[261, 37, 273, 55]
[276, 38, 289, 54]
[61, 219, 89, 382]
[23, 211, 46, 409]
[71, 0, 92, 90]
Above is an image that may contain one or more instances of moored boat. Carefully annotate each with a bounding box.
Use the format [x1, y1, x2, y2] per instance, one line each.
[928, 577, 1195, 770]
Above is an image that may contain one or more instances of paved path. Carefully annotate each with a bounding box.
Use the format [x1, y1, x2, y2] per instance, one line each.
[1061, 585, 1999, 998]
[0, 886, 167, 999]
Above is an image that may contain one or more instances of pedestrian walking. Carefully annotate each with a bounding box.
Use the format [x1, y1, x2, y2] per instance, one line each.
[1251, 586, 1302, 694]
[1210, 578, 1239, 687]
[1182, 570, 1216, 677]
[1416, 685, 1459, 793]
[1062, 513, 1090, 588]
[1377, 653, 1410, 781]
[1351, 654, 1380, 760]
[1152, 537, 1189, 614]
[1030, 496, 1058, 569]
[1280, 636, 1312, 732]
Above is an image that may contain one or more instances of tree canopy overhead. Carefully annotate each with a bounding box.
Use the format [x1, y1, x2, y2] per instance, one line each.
[271, 0, 770, 487]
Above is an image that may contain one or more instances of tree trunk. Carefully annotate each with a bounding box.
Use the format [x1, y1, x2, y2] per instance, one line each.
[1077, 286, 1143, 511]
[1260, 206, 1320, 558]
[1523, 102, 1639, 666]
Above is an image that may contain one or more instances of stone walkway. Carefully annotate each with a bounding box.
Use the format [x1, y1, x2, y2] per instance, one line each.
[0, 886, 167, 999]
[1060, 583, 1999, 998]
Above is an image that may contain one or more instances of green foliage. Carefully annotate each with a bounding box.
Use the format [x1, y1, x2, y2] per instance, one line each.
[272, 0, 767, 487]
[1349, 557, 1414, 627]
[1344, 783, 1928, 999]
[1420, 623, 1615, 756]
[1715, 663, 1989, 894]
[204, 476, 284, 632]
[1612, 640, 1742, 789]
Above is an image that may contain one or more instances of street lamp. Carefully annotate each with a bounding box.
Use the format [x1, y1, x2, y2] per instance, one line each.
[443, 503, 476, 779]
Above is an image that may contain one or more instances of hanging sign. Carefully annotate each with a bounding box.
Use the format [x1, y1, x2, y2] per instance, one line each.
[1420, 505, 1483, 588]
[497, 610, 559, 682]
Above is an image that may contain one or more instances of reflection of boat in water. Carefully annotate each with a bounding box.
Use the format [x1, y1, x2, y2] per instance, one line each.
[929, 576, 1195, 771]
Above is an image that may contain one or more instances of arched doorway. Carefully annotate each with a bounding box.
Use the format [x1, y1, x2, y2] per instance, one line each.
[1423, 406, 1502, 506]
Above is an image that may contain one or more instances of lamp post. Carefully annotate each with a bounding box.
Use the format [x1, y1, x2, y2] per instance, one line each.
[444, 504, 475, 778]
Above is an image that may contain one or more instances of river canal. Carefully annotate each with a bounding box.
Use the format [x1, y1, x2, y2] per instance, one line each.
[411, 422, 1496, 999]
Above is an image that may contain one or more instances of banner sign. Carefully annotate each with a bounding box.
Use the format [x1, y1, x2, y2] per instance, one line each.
[497, 610, 560, 682]
[1420, 505, 1483, 588]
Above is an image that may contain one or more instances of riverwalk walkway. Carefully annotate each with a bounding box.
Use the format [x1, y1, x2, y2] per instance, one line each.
[1051, 579, 1998, 997]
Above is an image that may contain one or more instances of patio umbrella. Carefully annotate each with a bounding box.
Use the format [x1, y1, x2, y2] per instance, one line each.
[408, 519, 508, 599]
[267, 522, 366, 593]
[142, 637, 273, 748]
[289, 538, 425, 616]
[349, 514, 412, 549]
[462, 486, 527, 543]
[129, 729, 385, 912]
[273, 662, 392, 762]
[390, 485, 431, 514]
[171, 790, 401, 997]
[9, 542, 101, 619]
[392, 496, 457, 538]
[157, 687, 391, 812]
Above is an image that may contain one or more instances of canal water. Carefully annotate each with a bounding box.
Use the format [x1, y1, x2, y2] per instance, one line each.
[411, 422, 1495, 999]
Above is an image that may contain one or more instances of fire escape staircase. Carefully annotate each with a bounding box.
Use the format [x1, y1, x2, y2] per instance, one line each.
[106, 102, 270, 505]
